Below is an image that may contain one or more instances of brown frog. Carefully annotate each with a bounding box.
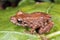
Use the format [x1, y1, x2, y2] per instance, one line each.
[10, 11, 54, 34]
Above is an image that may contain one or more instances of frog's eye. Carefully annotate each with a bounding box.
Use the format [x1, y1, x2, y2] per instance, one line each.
[17, 19, 22, 24]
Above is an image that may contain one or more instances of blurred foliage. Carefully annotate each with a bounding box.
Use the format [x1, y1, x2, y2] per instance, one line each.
[55, 0, 60, 3]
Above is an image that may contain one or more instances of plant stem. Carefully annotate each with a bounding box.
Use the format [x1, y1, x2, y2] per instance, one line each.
[46, 3, 54, 13]
[46, 31, 60, 38]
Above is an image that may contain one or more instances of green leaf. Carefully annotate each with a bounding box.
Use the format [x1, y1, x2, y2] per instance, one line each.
[0, 31, 40, 40]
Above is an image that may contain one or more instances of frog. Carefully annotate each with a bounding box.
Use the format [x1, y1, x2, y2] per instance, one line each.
[10, 11, 54, 34]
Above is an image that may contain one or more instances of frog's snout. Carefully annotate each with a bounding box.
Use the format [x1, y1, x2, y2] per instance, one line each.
[10, 16, 17, 24]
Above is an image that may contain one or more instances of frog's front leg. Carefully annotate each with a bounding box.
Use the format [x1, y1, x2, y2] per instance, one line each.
[30, 25, 37, 34]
